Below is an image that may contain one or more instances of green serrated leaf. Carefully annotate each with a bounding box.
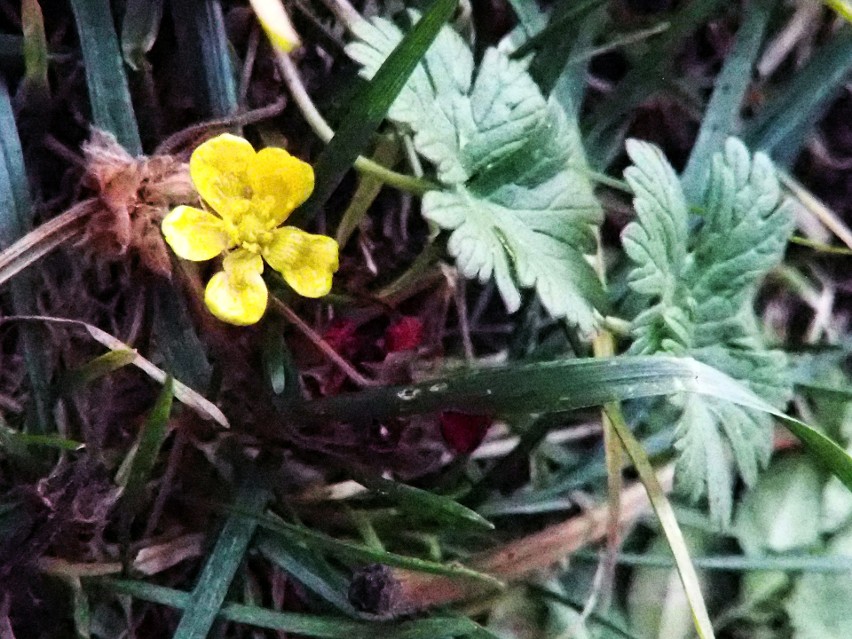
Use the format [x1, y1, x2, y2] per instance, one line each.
[686, 139, 795, 347]
[295, 0, 458, 224]
[622, 139, 692, 355]
[622, 137, 794, 524]
[348, 16, 605, 332]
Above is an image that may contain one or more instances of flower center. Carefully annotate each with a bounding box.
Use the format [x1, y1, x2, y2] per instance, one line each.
[240, 228, 274, 254]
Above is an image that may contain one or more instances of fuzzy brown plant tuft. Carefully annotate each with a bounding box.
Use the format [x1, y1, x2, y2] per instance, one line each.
[81, 130, 197, 276]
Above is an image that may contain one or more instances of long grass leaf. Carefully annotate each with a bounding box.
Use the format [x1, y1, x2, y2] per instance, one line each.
[21, 0, 49, 99]
[151, 280, 211, 392]
[584, 0, 726, 168]
[576, 550, 852, 573]
[57, 349, 137, 395]
[0, 316, 228, 427]
[297, 355, 852, 494]
[293, 0, 458, 225]
[172, 478, 270, 639]
[116, 377, 174, 517]
[0, 202, 92, 288]
[121, 0, 164, 71]
[98, 578, 484, 637]
[251, 513, 502, 587]
[0, 80, 52, 433]
[256, 533, 358, 616]
[355, 473, 494, 530]
[169, 0, 237, 117]
[69, 0, 141, 154]
[744, 26, 852, 165]
[681, 0, 775, 198]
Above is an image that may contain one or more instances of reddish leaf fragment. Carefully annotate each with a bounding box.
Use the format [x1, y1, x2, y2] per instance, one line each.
[385, 316, 423, 353]
[322, 319, 361, 358]
[439, 411, 492, 455]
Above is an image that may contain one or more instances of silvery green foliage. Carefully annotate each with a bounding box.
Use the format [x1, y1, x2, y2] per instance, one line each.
[622, 137, 794, 524]
[784, 525, 852, 639]
[347, 15, 605, 334]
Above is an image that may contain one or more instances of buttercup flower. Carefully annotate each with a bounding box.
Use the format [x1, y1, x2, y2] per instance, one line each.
[162, 133, 338, 325]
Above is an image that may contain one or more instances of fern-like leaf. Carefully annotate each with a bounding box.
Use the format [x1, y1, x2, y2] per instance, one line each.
[622, 140, 693, 354]
[347, 15, 605, 333]
[622, 137, 794, 525]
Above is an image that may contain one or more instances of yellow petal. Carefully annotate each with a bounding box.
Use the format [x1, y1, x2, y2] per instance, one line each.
[204, 250, 268, 325]
[161, 205, 232, 261]
[248, 0, 301, 52]
[190, 133, 256, 221]
[263, 227, 338, 298]
[247, 147, 314, 228]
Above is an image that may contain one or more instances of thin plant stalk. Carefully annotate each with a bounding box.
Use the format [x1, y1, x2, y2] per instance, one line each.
[277, 53, 437, 195]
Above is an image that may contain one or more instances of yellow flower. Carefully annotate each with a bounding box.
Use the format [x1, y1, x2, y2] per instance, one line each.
[161, 133, 338, 325]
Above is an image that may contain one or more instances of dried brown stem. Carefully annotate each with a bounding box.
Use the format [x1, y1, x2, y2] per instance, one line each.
[269, 297, 377, 387]
[154, 99, 287, 156]
[390, 465, 675, 611]
[0, 199, 96, 288]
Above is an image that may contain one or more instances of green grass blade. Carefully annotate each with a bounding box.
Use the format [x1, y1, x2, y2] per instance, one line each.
[530, 585, 643, 639]
[121, 0, 164, 71]
[0, 424, 83, 452]
[169, 0, 237, 117]
[56, 349, 137, 395]
[292, 0, 458, 225]
[576, 550, 852, 573]
[149, 2, 230, 395]
[151, 280, 212, 392]
[262, 317, 300, 401]
[69, 0, 142, 154]
[547, 7, 604, 122]
[744, 27, 852, 165]
[680, 0, 775, 198]
[584, 0, 725, 168]
[298, 355, 852, 495]
[511, 0, 603, 60]
[252, 513, 502, 587]
[172, 477, 270, 639]
[295, 355, 729, 419]
[0, 80, 52, 434]
[256, 533, 358, 616]
[115, 376, 173, 517]
[98, 578, 484, 637]
[21, 0, 49, 98]
[355, 473, 494, 530]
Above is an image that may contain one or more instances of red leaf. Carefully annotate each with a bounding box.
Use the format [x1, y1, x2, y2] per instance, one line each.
[323, 319, 361, 358]
[384, 316, 423, 353]
[439, 411, 492, 455]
